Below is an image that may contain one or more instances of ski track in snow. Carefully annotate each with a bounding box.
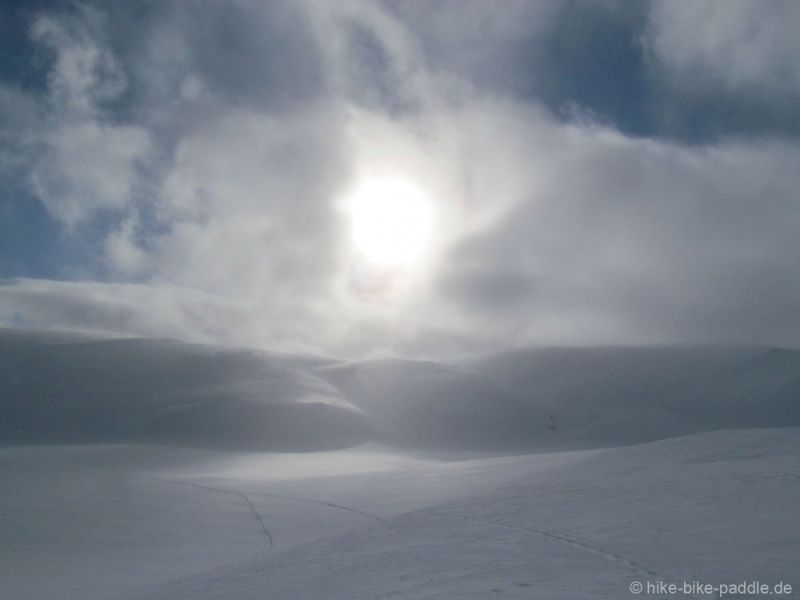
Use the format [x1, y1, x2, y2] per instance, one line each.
[428, 512, 659, 576]
[112, 478, 386, 599]
[155, 478, 274, 550]
[425, 512, 720, 600]
[158, 475, 658, 579]
[248, 490, 383, 523]
[128, 486, 719, 600]
[155, 476, 383, 556]
[143, 479, 669, 597]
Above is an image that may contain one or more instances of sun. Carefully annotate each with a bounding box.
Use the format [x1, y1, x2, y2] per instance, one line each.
[346, 178, 434, 268]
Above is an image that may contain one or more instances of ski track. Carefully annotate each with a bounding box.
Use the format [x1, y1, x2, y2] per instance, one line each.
[110, 478, 384, 600]
[155, 478, 274, 550]
[426, 513, 721, 600]
[148, 476, 667, 586]
[428, 512, 659, 577]
[20, 469, 722, 600]
[248, 490, 383, 523]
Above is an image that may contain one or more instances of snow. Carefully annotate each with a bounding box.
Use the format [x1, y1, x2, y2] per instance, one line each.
[188, 429, 799, 600]
[1, 329, 798, 599]
[461, 345, 800, 448]
[0, 330, 370, 450]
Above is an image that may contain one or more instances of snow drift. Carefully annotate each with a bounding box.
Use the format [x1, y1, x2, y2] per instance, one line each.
[462, 345, 800, 448]
[0, 329, 370, 451]
[113, 428, 799, 600]
[2, 328, 799, 451]
[1, 328, 798, 600]
[316, 359, 548, 449]
[5, 428, 795, 600]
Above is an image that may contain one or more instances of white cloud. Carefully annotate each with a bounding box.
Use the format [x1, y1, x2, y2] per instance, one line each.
[0, 278, 245, 345]
[30, 6, 126, 117]
[433, 110, 800, 349]
[151, 107, 348, 296]
[103, 216, 149, 275]
[31, 120, 151, 225]
[645, 1, 800, 95]
[3, 0, 800, 357]
[19, 6, 153, 227]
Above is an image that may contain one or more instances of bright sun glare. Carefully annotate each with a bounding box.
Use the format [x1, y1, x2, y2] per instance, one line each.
[347, 178, 434, 268]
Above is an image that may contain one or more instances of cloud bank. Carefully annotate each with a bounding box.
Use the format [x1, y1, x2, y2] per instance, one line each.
[1, 0, 799, 356]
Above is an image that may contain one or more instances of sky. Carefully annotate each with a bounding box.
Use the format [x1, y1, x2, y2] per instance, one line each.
[1, 0, 799, 357]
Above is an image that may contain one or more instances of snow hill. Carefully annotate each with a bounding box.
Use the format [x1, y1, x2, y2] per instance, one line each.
[3, 329, 799, 451]
[1, 328, 798, 599]
[461, 345, 800, 448]
[2, 429, 798, 600]
[0, 329, 369, 451]
[122, 428, 800, 600]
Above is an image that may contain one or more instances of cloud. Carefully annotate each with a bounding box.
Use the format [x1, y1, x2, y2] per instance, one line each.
[103, 216, 148, 275]
[645, 1, 800, 95]
[0, 85, 42, 176]
[2, 0, 800, 356]
[31, 120, 151, 225]
[30, 6, 126, 116]
[0, 278, 246, 345]
[13, 5, 153, 226]
[435, 109, 800, 348]
[643, 0, 800, 140]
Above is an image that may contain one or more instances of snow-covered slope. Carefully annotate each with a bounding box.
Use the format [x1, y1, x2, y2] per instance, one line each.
[0, 329, 370, 450]
[3, 329, 800, 451]
[129, 427, 799, 600]
[1, 329, 552, 452]
[461, 345, 800, 448]
[2, 429, 796, 600]
[311, 345, 800, 451]
[317, 359, 548, 449]
[1, 329, 798, 599]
